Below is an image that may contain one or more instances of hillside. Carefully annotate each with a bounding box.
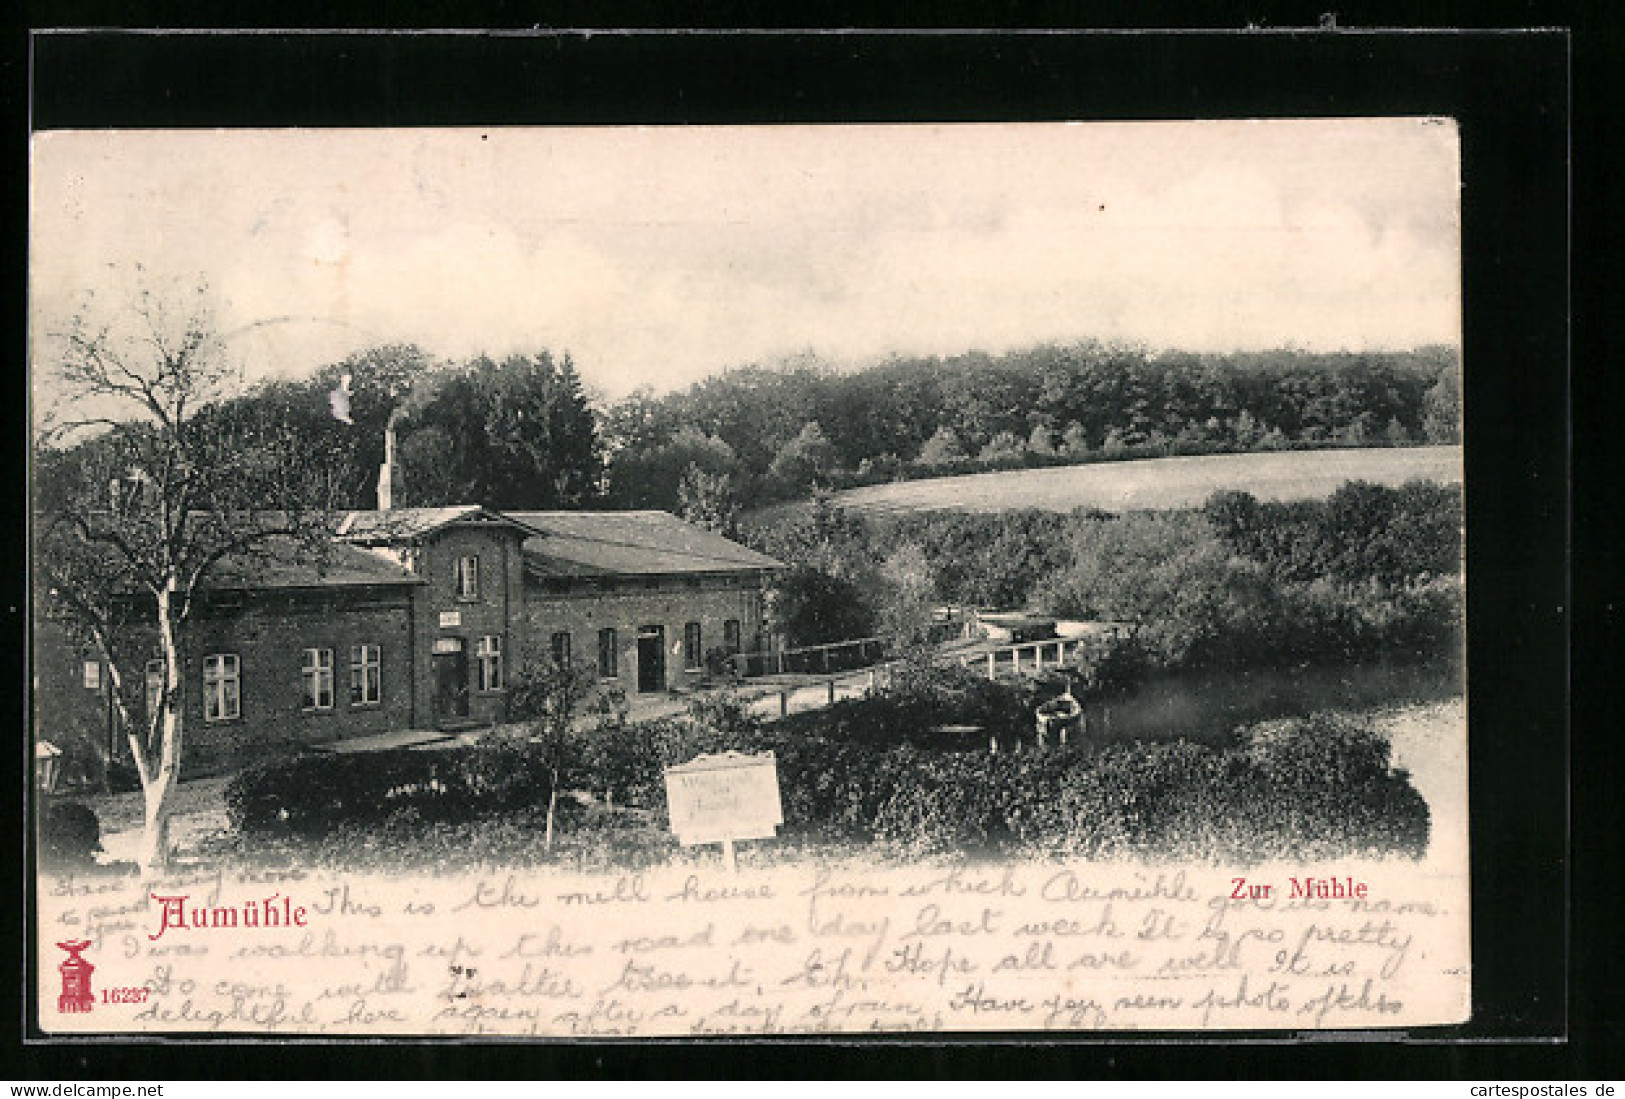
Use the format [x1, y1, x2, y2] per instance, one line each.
[747, 445, 1462, 522]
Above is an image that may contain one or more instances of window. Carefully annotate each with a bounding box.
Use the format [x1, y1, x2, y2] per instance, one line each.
[598, 628, 619, 678]
[203, 654, 240, 722]
[550, 631, 571, 669]
[350, 644, 381, 706]
[477, 635, 504, 691]
[724, 619, 742, 656]
[455, 555, 480, 600]
[81, 661, 100, 690]
[144, 660, 165, 718]
[301, 648, 334, 711]
[684, 622, 703, 670]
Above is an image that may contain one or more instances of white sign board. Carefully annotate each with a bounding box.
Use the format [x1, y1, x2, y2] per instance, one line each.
[438, 610, 461, 628]
[664, 751, 783, 847]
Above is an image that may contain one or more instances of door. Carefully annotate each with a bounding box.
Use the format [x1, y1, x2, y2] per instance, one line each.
[637, 625, 666, 693]
[433, 640, 469, 720]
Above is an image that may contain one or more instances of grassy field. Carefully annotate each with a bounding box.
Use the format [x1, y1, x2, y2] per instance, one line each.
[754, 445, 1462, 520]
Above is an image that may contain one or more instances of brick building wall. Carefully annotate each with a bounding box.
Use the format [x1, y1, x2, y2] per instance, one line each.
[520, 573, 768, 692]
[31, 620, 120, 787]
[406, 522, 527, 727]
[32, 585, 419, 780]
[180, 590, 417, 775]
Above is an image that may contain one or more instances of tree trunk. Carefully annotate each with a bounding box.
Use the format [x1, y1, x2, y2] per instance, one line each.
[139, 586, 186, 878]
[139, 775, 175, 877]
[544, 773, 558, 853]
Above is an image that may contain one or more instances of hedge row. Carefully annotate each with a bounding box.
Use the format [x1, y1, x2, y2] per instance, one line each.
[226, 694, 1429, 864]
[225, 736, 551, 835]
[574, 707, 1429, 863]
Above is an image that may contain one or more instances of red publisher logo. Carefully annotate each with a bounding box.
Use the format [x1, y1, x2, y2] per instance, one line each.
[56, 939, 94, 1014]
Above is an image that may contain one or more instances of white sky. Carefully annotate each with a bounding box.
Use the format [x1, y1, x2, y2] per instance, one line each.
[31, 120, 1460, 401]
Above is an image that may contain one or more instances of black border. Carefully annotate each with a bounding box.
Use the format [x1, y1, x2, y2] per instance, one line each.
[14, 25, 1581, 1078]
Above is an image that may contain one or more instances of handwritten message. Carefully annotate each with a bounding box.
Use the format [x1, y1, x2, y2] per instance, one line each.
[39, 857, 1468, 1036]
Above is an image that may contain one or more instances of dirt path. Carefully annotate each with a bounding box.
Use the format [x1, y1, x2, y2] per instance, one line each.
[82, 776, 233, 866]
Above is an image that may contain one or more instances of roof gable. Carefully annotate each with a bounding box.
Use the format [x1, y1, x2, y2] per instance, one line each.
[337, 505, 542, 545]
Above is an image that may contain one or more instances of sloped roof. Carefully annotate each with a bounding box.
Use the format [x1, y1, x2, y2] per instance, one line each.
[336, 505, 541, 544]
[200, 536, 422, 591]
[508, 510, 784, 578]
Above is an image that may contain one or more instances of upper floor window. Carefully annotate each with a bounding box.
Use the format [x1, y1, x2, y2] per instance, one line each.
[81, 661, 100, 690]
[350, 644, 381, 706]
[598, 628, 619, 679]
[455, 555, 480, 600]
[550, 631, 572, 669]
[684, 622, 703, 670]
[203, 653, 240, 722]
[301, 648, 334, 711]
[724, 619, 742, 656]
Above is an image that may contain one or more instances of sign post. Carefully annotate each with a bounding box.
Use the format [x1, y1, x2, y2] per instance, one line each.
[664, 751, 783, 872]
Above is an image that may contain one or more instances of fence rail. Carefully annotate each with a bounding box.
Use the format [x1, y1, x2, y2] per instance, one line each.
[738, 633, 1094, 724]
[958, 636, 1090, 680]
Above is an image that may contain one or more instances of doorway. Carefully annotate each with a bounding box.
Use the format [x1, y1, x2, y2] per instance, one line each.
[637, 625, 666, 693]
[433, 639, 470, 721]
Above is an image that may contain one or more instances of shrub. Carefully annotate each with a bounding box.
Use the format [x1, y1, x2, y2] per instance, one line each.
[105, 757, 143, 794]
[751, 701, 1430, 863]
[1236, 713, 1430, 859]
[228, 671, 1431, 867]
[39, 801, 101, 866]
[225, 737, 553, 836]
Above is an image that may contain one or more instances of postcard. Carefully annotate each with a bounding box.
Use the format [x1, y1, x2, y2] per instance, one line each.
[30, 119, 1468, 1036]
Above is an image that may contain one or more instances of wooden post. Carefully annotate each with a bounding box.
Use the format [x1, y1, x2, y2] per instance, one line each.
[827, 679, 837, 704]
[721, 837, 737, 874]
[868, 668, 878, 693]
[988, 652, 997, 680]
[780, 690, 789, 717]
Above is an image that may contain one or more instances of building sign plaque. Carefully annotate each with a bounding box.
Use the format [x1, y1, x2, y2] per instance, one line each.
[664, 751, 782, 859]
[438, 610, 461, 629]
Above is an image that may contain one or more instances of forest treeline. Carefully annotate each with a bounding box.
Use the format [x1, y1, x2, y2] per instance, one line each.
[605, 342, 1461, 510]
[743, 479, 1462, 676]
[43, 339, 1462, 516]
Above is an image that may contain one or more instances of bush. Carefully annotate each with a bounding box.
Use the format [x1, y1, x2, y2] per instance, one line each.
[226, 736, 553, 836]
[1235, 713, 1430, 859]
[39, 801, 101, 866]
[227, 670, 1430, 866]
[105, 757, 144, 794]
[748, 705, 1428, 862]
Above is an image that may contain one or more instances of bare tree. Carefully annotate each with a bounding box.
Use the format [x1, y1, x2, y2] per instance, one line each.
[33, 275, 345, 876]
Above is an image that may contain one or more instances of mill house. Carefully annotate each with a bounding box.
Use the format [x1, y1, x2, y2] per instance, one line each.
[34, 436, 783, 778]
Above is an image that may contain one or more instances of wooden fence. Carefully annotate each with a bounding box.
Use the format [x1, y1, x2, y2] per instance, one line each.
[743, 634, 1093, 722]
[958, 636, 1090, 680]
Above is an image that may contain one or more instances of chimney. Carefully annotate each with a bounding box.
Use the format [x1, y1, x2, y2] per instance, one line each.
[377, 411, 404, 510]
